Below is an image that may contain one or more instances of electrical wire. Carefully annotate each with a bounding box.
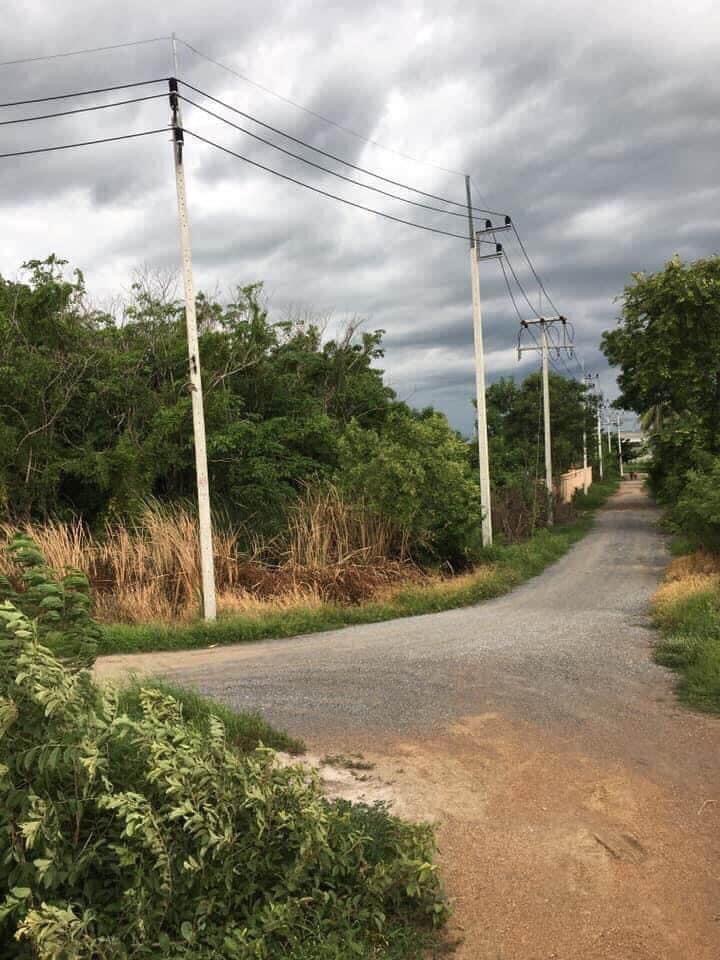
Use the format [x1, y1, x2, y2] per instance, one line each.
[0, 37, 170, 69]
[176, 36, 467, 179]
[183, 128, 471, 240]
[511, 223, 560, 316]
[0, 78, 168, 109]
[503, 250, 541, 318]
[180, 93, 475, 221]
[178, 80, 506, 218]
[499, 256, 525, 324]
[0, 92, 167, 127]
[0, 127, 170, 160]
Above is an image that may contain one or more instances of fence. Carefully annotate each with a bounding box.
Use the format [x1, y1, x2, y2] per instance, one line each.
[557, 466, 593, 503]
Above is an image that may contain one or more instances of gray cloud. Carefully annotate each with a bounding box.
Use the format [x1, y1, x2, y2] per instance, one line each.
[1, 0, 718, 436]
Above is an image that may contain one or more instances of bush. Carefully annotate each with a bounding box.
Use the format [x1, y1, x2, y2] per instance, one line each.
[0, 533, 99, 666]
[337, 411, 483, 567]
[670, 458, 720, 551]
[0, 609, 447, 958]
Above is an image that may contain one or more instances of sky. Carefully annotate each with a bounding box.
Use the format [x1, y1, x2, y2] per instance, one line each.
[1, 0, 718, 434]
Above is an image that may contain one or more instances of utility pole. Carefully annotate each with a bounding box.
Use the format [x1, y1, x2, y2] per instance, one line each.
[605, 405, 612, 454]
[168, 69, 217, 621]
[517, 315, 573, 526]
[465, 176, 494, 547]
[581, 371, 596, 494]
[616, 412, 624, 478]
[596, 393, 604, 480]
[540, 322, 553, 522]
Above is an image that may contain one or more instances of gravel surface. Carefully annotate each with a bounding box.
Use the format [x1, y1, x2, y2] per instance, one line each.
[98, 480, 670, 745]
[98, 482, 720, 958]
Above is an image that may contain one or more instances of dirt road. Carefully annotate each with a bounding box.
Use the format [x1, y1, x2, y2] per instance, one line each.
[98, 481, 720, 959]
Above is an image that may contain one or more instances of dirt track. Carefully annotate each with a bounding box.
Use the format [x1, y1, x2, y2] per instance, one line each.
[98, 482, 720, 958]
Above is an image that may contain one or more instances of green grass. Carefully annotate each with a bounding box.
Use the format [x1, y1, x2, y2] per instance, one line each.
[97, 478, 619, 658]
[654, 588, 720, 713]
[117, 677, 305, 754]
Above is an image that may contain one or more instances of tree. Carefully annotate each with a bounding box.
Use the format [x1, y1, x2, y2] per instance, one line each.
[602, 255, 720, 443]
[602, 255, 720, 503]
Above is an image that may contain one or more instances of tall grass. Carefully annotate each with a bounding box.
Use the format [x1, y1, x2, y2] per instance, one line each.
[653, 551, 720, 712]
[0, 490, 418, 625]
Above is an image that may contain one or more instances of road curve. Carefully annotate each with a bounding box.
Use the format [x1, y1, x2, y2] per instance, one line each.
[99, 481, 669, 745]
[97, 482, 720, 959]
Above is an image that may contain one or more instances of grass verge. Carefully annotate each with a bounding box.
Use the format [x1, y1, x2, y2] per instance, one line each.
[653, 550, 720, 713]
[97, 478, 620, 657]
[117, 677, 305, 754]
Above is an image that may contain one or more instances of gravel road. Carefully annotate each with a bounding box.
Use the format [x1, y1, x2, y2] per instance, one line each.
[99, 480, 669, 744]
[97, 482, 720, 958]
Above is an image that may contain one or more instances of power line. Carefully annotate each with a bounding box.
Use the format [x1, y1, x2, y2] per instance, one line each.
[0, 127, 169, 160]
[180, 93, 474, 221]
[511, 223, 561, 316]
[0, 78, 167, 110]
[0, 37, 170, 69]
[176, 36, 467, 179]
[503, 249, 541, 318]
[0, 92, 167, 127]
[178, 80, 507, 218]
[499, 255, 525, 324]
[183, 128, 472, 241]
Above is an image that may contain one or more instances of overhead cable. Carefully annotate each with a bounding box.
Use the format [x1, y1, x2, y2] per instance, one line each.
[0, 37, 170, 69]
[183, 128, 478, 241]
[0, 127, 170, 160]
[178, 80, 507, 218]
[181, 93, 474, 221]
[0, 92, 167, 126]
[176, 37, 467, 179]
[0, 78, 168, 109]
[511, 223, 561, 316]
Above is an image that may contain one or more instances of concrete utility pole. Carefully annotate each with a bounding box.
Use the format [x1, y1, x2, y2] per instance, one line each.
[169, 65, 217, 621]
[540, 322, 554, 523]
[581, 371, 596, 495]
[465, 176, 493, 547]
[517, 316, 574, 527]
[616, 412, 624, 478]
[596, 394, 604, 480]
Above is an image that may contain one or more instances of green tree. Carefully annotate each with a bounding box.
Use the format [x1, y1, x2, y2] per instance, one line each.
[601, 255, 720, 503]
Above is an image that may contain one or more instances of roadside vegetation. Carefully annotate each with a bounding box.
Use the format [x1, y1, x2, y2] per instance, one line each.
[653, 550, 720, 712]
[0, 543, 448, 958]
[602, 254, 720, 712]
[0, 255, 612, 654]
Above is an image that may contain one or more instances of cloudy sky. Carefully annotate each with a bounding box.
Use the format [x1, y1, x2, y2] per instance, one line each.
[1, 0, 718, 433]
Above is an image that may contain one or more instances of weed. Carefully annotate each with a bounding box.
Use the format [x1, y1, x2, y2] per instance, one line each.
[652, 550, 720, 713]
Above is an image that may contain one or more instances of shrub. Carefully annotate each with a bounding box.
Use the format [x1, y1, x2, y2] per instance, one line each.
[0, 533, 99, 666]
[671, 457, 720, 551]
[337, 411, 483, 567]
[0, 605, 447, 958]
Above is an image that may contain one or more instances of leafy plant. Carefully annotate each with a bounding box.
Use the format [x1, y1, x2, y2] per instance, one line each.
[0, 604, 448, 958]
[0, 533, 99, 666]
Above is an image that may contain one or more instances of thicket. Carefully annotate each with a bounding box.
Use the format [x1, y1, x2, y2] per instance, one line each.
[602, 254, 720, 550]
[1, 256, 597, 580]
[0, 540, 448, 958]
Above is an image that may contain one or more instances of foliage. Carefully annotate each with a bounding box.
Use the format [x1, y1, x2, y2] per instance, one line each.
[96, 479, 618, 657]
[671, 458, 720, 552]
[117, 679, 305, 756]
[0, 533, 99, 666]
[653, 552, 720, 712]
[337, 410, 483, 566]
[485, 372, 596, 484]
[0, 258, 479, 566]
[0, 607, 447, 958]
[602, 255, 720, 512]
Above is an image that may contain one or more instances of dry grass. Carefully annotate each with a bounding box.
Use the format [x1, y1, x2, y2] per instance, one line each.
[0, 492, 420, 625]
[653, 552, 720, 611]
[285, 485, 407, 566]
